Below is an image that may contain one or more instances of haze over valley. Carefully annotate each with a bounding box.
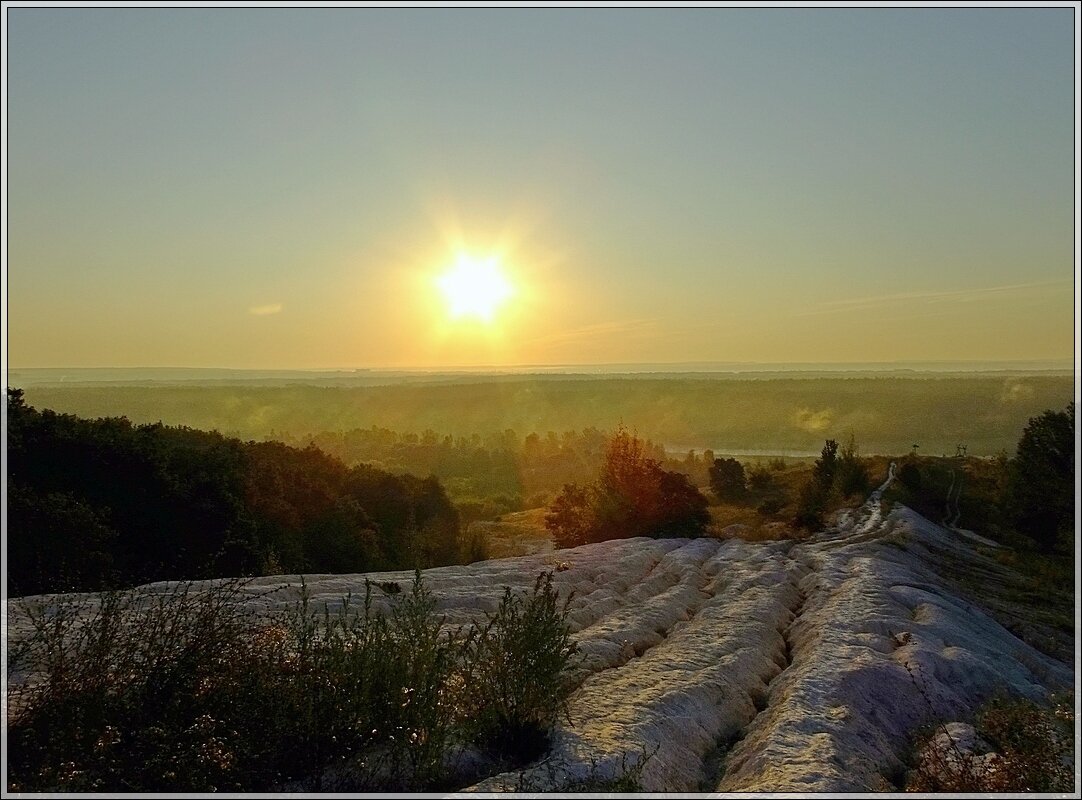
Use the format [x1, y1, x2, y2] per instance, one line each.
[4, 5, 1076, 795]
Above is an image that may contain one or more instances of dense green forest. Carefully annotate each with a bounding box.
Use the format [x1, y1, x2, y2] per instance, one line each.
[20, 374, 1071, 458]
[7, 390, 463, 596]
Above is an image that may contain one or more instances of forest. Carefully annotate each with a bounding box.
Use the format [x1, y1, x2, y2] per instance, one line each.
[6, 389, 463, 596]
[11, 376, 1072, 599]
[18, 373, 1072, 458]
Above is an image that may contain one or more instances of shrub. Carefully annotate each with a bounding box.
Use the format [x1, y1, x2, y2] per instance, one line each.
[708, 457, 747, 503]
[793, 479, 828, 530]
[7, 572, 578, 792]
[976, 693, 1075, 791]
[458, 525, 490, 564]
[649, 470, 711, 537]
[897, 462, 922, 491]
[906, 693, 1074, 792]
[461, 572, 580, 761]
[8, 581, 267, 792]
[513, 745, 655, 791]
[545, 428, 709, 547]
[746, 465, 787, 515]
[756, 495, 785, 515]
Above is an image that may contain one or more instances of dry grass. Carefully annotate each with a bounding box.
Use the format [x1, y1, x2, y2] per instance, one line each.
[922, 537, 1074, 665]
[708, 505, 802, 542]
[469, 508, 553, 559]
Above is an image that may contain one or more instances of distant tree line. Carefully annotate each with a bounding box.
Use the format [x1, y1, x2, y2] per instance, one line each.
[21, 375, 1073, 456]
[7, 390, 463, 596]
[289, 425, 709, 513]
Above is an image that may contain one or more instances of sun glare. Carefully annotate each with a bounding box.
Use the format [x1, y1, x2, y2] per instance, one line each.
[436, 254, 514, 322]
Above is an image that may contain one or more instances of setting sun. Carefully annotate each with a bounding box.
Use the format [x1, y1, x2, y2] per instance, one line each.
[435, 254, 514, 322]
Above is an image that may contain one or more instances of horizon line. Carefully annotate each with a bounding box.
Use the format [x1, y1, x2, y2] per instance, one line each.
[8, 358, 1077, 374]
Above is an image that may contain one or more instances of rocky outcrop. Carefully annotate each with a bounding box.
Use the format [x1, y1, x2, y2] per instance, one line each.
[8, 484, 1071, 792]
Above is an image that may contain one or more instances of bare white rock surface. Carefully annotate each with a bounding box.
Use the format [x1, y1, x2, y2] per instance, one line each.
[7, 472, 1072, 792]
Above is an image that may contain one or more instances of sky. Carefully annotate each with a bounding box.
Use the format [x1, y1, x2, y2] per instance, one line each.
[5, 7, 1077, 369]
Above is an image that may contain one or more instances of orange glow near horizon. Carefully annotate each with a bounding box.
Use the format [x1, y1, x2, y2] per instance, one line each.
[403, 237, 537, 367]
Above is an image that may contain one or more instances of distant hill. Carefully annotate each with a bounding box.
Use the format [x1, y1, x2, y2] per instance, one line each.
[8, 360, 1074, 387]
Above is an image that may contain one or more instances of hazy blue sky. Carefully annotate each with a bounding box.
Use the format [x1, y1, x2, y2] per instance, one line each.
[6, 8, 1076, 368]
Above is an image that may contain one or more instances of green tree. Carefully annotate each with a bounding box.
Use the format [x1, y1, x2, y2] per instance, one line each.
[812, 439, 839, 489]
[300, 497, 381, 573]
[6, 392, 465, 595]
[835, 435, 870, 497]
[708, 457, 747, 502]
[1004, 403, 1074, 550]
[7, 487, 118, 595]
[795, 438, 847, 529]
[545, 483, 595, 549]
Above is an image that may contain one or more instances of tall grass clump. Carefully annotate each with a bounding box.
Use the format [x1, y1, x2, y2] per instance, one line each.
[7, 571, 577, 792]
[250, 573, 462, 790]
[7, 581, 267, 792]
[461, 571, 580, 761]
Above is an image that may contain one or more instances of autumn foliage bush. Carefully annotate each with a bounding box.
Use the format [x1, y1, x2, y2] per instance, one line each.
[545, 428, 709, 548]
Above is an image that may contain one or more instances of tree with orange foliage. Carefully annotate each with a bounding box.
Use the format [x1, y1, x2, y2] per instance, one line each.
[545, 427, 708, 548]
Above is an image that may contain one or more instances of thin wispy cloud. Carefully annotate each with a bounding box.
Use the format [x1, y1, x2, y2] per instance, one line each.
[800, 279, 1069, 317]
[524, 318, 659, 349]
[249, 303, 283, 316]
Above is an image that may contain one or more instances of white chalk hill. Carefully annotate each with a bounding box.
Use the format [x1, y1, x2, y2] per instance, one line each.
[10, 472, 1072, 792]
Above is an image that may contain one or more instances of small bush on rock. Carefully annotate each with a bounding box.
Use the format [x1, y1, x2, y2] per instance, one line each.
[462, 572, 580, 761]
[906, 693, 1074, 793]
